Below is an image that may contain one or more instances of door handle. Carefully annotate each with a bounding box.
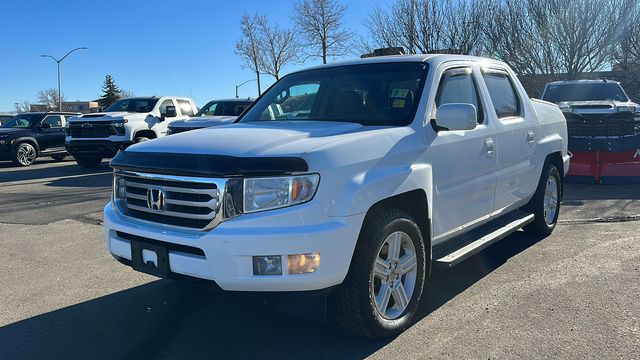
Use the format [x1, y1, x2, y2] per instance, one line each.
[527, 130, 535, 144]
[485, 138, 495, 158]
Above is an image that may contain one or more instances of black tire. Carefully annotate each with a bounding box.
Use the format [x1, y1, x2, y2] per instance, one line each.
[524, 162, 561, 235]
[134, 137, 150, 143]
[12, 142, 38, 167]
[75, 156, 102, 169]
[332, 208, 427, 338]
[51, 154, 67, 161]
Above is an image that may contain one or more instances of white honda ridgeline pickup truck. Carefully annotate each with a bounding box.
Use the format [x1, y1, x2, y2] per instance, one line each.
[65, 96, 197, 168]
[105, 54, 569, 338]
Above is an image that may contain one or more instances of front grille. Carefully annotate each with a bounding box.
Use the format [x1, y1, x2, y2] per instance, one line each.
[115, 172, 225, 230]
[564, 112, 637, 137]
[570, 105, 613, 110]
[69, 121, 124, 138]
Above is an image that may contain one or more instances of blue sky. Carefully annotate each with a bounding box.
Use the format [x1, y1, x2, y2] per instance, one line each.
[0, 0, 382, 111]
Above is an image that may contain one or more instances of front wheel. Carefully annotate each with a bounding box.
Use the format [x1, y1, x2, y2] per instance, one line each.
[332, 208, 426, 338]
[75, 156, 102, 169]
[524, 162, 561, 235]
[12, 142, 38, 166]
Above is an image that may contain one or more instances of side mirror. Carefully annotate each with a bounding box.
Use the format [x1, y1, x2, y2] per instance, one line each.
[161, 106, 177, 121]
[40, 123, 51, 130]
[434, 103, 477, 131]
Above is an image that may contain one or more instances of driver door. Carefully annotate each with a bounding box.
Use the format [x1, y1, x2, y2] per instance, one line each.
[428, 66, 498, 242]
[37, 115, 66, 150]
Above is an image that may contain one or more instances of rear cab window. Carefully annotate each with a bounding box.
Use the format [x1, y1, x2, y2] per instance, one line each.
[482, 70, 521, 119]
[177, 99, 194, 116]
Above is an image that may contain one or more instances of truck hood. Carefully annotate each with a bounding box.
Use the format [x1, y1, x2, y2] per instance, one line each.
[0, 128, 30, 136]
[125, 121, 366, 157]
[169, 116, 237, 128]
[71, 112, 151, 122]
[560, 100, 640, 112]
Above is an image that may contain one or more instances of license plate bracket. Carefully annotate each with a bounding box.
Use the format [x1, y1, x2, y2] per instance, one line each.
[131, 241, 169, 278]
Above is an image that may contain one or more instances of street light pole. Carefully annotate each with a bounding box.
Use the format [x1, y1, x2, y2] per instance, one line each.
[41, 47, 88, 111]
[235, 79, 257, 98]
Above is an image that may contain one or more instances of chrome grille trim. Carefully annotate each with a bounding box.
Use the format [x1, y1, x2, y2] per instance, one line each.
[113, 170, 229, 231]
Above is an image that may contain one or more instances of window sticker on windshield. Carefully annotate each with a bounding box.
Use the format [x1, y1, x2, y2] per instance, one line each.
[392, 99, 406, 108]
[391, 89, 409, 98]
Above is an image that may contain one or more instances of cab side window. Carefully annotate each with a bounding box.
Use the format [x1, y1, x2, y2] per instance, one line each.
[159, 99, 176, 116]
[435, 68, 484, 124]
[42, 115, 64, 128]
[482, 72, 520, 118]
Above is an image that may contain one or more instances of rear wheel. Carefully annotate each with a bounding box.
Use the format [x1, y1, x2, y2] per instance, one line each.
[332, 208, 426, 338]
[75, 156, 102, 169]
[524, 162, 561, 235]
[12, 142, 37, 166]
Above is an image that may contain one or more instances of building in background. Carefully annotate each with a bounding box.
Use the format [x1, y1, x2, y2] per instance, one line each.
[29, 101, 100, 113]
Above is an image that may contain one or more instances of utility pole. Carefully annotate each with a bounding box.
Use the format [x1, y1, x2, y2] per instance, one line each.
[41, 47, 88, 111]
[235, 79, 257, 98]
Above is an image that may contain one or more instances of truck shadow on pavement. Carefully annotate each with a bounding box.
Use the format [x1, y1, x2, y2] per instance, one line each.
[0, 232, 546, 360]
[0, 160, 111, 187]
[563, 183, 640, 202]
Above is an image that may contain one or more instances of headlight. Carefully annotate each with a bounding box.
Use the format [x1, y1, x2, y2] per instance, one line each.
[113, 119, 128, 128]
[617, 106, 635, 113]
[243, 174, 319, 213]
[558, 103, 572, 112]
[112, 175, 127, 211]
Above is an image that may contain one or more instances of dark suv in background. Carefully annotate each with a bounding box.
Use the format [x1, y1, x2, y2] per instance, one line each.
[0, 112, 78, 166]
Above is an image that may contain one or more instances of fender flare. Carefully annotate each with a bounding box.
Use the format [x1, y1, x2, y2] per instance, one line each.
[10, 136, 40, 155]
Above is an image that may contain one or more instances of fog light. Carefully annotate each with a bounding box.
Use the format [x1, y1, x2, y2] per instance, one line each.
[253, 255, 282, 275]
[288, 253, 320, 274]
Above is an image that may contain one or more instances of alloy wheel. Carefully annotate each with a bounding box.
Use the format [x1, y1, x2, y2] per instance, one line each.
[370, 231, 418, 320]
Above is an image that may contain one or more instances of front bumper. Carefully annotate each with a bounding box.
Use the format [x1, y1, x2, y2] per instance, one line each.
[104, 202, 365, 292]
[66, 140, 133, 158]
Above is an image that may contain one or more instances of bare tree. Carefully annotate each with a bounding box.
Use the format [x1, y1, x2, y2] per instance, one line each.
[613, 4, 640, 69]
[119, 88, 135, 99]
[235, 15, 264, 95]
[14, 101, 31, 113]
[257, 17, 299, 80]
[476, 0, 637, 77]
[37, 89, 65, 111]
[294, 0, 353, 63]
[364, 0, 483, 55]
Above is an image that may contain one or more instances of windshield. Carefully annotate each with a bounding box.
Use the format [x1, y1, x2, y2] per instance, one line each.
[542, 83, 629, 103]
[0, 113, 44, 128]
[104, 98, 159, 113]
[195, 100, 253, 117]
[239, 62, 429, 126]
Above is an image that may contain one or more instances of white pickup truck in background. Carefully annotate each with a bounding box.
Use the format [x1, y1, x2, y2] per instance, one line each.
[65, 96, 197, 168]
[104, 54, 569, 338]
[166, 98, 253, 135]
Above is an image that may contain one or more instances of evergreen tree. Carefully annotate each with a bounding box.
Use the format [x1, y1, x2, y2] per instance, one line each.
[99, 74, 120, 108]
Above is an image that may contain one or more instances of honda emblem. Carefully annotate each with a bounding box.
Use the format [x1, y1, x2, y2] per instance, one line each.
[147, 188, 165, 211]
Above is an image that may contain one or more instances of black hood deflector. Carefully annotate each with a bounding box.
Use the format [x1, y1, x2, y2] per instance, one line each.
[109, 151, 308, 177]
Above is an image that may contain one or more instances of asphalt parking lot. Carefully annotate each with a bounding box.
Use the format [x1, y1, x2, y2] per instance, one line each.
[0, 159, 638, 359]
